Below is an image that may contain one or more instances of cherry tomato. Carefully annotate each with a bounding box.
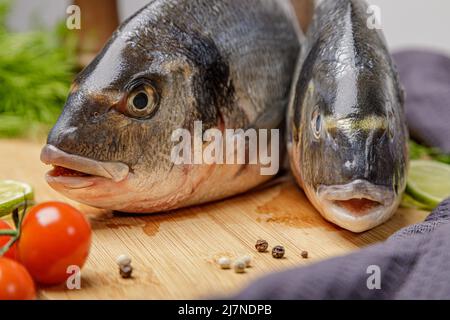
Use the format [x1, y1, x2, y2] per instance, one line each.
[0, 219, 19, 260]
[18, 201, 91, 285]
[0, 257, 36, 300]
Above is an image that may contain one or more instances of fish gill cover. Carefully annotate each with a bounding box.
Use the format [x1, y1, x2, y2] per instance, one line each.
[0, 0, 76, 138]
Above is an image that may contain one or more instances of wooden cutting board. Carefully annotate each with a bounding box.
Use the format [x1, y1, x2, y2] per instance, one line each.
[0, 139, 428, 299]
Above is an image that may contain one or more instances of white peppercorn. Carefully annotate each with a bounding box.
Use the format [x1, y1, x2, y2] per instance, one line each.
[240, 255, 252, 268]
[116, 254, 131, 267]
[217, 257, 231, 269]
[233, 260, 246, 273]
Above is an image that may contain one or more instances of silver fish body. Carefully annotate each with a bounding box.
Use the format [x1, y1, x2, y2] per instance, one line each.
[41, 0, 301, 212]
[287, 0, 408, 232]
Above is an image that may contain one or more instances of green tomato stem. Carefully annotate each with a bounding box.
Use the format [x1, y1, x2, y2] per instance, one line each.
[0, 235, 18, 256]
[0, 197, 30, 256]
[0, 229, 18, 236]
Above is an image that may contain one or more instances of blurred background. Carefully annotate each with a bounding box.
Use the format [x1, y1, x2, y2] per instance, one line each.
[1, 0, 449, 140]
[7, 0, 450, 53]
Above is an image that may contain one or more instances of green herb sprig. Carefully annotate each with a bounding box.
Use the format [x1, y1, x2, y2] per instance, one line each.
[0, 0, 76, 138]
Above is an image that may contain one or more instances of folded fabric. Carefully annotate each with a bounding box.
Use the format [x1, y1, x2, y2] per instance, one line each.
[232, 198, 450, 299]
[393, 50, 450, 153]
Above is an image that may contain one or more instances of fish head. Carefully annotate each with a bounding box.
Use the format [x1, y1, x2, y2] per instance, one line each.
[41, 7, 230, 212]
[290, 55, 408, 232]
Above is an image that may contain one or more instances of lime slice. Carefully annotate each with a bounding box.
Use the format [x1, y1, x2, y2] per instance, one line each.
[400, 193, 434, 211]
[406, 160, 450, 209]
[0, 180, 34, 217]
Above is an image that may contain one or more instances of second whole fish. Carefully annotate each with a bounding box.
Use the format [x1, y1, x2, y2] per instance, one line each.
[287, 0, 409, 232]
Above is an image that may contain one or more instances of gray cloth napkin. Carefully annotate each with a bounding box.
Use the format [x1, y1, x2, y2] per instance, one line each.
[232, 198, 450, 299]
[393, 50, 450, 153]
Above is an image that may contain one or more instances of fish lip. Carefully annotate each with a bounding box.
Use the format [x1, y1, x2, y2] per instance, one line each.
[317, 179, 394, 205]
[316, 179, 397, 232]
[45, 174, 96, 190]
[40, 144, 130, 183]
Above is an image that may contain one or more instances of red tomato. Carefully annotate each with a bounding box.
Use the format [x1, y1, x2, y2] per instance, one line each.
[18, 202, 91, 285]
[0, 257, 36, 300]
[0, 219, 19, 260]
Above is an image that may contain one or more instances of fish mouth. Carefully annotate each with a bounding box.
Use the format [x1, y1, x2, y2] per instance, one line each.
[316, 180, 397, 232]
[40, 144, 130, 189]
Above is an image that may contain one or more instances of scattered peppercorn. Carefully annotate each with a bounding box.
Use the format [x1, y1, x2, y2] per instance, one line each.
[255, 239, 269, 252]
[116, 254, 131, 267]
[116, 254, 133, 278]
[272, 245, 285, 259]
[240, 255, 252, 268]
[218, 257, 231, 269]
[119, 264, 133, 278]
[233, 260, 246, 273]
[301, 250, 308, 259]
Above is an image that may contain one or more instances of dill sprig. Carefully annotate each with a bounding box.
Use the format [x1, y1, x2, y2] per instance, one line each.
[0, 0, 76, 138]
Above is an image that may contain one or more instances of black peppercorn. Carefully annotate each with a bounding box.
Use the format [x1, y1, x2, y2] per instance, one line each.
[119, 264, 133, 278]
[272, 245, 285, 259]
[255, 239, 269, 252]
[301, 250, 308, 259]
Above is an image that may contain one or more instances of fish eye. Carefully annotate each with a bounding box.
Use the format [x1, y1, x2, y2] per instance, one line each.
[125, 84, 159, 118]
[311, 109, 322, 139]
[133, 92, 149, 109]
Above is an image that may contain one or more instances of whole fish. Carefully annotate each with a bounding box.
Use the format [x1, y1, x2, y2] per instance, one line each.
[40, 0, 301, 212]
[287, 0, 408, 232]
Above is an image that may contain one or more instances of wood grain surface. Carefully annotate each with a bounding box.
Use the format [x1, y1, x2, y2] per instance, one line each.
[0, 139, 428, 299]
